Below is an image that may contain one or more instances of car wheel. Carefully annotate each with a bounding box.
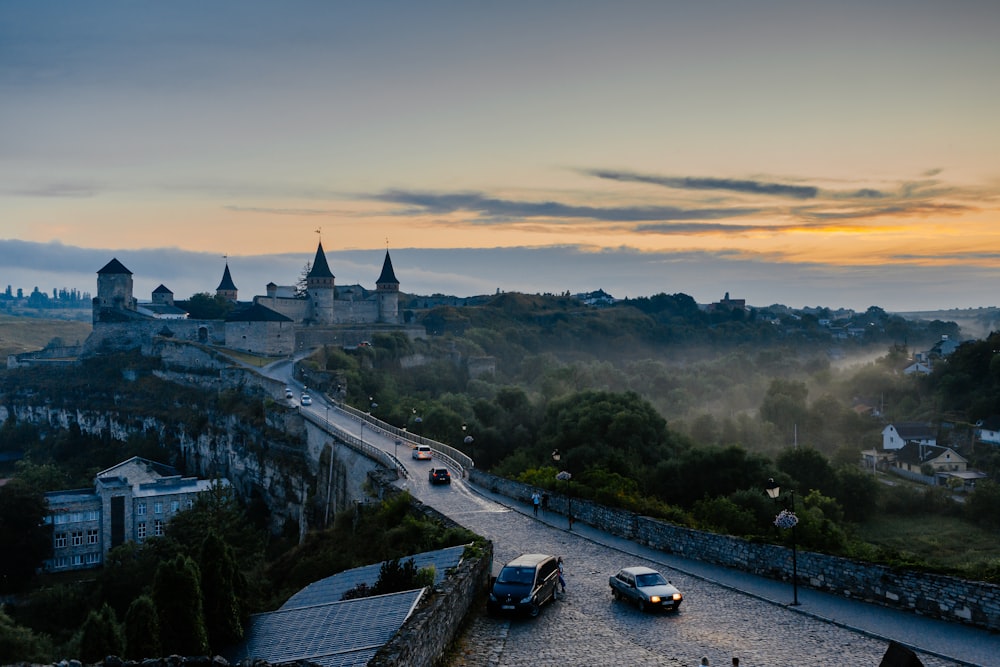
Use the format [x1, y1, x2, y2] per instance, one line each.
[637, 599, 647, 613]
[612, 589, 620, 601]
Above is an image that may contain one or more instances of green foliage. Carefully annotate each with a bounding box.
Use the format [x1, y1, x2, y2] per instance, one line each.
[263, 492, 479, 608]
[77, 603, 123, 664]
[152, 554, 209, 656]
[124, 595, 160, 661]
[692, 496, 758, 536]
[0, 607, 55, 664]
[776, 447, 836, 497]
[371, 558, 420, 595]
[653, 445, 773, 508]
[833, 465, 880, 523]
[964, 480, 1000, 528]
[199, 532, 245, 649]
[0, 480, 52, 593]
[180, 293, 235, 320]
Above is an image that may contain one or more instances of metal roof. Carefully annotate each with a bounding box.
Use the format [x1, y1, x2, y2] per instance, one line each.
[234, 590, 423, 667]
[280, 544, 466, 610]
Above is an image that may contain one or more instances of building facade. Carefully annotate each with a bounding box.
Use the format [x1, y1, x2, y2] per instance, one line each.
[44, 457, 224, 572]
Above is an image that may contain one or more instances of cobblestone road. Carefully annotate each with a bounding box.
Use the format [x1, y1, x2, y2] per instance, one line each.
[409, 476, 964, 667]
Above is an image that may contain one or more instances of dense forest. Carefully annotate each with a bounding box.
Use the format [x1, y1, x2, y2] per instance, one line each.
[1, 291, 999, 660]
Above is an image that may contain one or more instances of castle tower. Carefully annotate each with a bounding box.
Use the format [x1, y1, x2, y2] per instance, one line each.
[375, 250, 400, 324]
[306, 241, 336, 325]
[216, 262, 238, 302]
[94, 258, 136, 323]
[151, 284, 174, 307]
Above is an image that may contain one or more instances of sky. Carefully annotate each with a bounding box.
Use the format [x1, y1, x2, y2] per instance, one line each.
[2, 1, 999, 312]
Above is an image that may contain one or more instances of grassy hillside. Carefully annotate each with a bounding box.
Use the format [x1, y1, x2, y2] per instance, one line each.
[0, 314, 92, 357]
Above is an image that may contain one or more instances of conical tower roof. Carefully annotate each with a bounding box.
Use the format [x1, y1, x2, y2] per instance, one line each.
[308, 242, 335, 279]
[376, 250, 399, 286]
[216, 263, 238, 291]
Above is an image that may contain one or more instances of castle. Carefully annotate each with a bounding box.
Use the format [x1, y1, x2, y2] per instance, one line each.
[85, 241, 418, 357]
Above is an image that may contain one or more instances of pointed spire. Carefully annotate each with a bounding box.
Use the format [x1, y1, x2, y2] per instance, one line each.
[216, 263, 238, 291]
[308, 241, 334, 279]
[376, 250, 399, 287]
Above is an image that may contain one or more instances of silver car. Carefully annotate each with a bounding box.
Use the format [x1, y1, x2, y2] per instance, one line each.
[609, 566, 683, 612]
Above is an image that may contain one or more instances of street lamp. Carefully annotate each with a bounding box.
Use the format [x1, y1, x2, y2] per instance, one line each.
[552, 449, 573, 530]
[462, 422, 475, 458]
[766, 477, 799, 606]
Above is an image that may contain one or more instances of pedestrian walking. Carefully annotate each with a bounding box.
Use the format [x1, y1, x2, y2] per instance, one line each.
[731, 659, 739, 666]
[699, 658, 709, 666]
[531, 491, 541, 516]
[557, 557, 566, 593]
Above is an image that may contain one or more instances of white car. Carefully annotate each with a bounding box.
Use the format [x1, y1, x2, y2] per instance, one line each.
[285, 387, 294, 399]
[300, 394, 312, 406]
[412, 445, 432, 460]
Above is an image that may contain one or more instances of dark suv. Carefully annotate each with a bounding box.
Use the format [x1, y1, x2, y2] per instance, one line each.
[428, 468, 451, 484]
[487, 553, 560, 617]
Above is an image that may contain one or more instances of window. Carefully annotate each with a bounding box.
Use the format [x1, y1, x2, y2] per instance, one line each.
[86, 552, 101, 565]
[71, 531, 83, 547]
[154, 519, 164, 536]
[154, 502, 163, 515]
[137, 522, 146, 541]
[186, 499, 194, 509]
[55, 533, 67, 548]
[87, 529, 99, 545]
[137, 502, 146, 516]
[72, 555, 83, 566]
[171, 500, 180, 513]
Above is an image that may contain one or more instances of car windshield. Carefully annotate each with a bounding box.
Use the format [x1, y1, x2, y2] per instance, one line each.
[636, 573, 668, 587]
[497, 566, 535, 585]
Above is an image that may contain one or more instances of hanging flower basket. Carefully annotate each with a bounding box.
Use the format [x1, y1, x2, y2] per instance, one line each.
[774, 509, 799, 530]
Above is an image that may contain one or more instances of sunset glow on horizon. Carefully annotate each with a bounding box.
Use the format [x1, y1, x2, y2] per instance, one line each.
[2, 2, 999, 310]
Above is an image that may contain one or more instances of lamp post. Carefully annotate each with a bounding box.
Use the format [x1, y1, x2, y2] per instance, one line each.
[766, 477, 799, 606]
[553, 449, 573, 530]
[462, 422, 475, 461]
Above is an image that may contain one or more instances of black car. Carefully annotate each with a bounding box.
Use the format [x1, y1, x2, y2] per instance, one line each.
[428, 467, 451, 484]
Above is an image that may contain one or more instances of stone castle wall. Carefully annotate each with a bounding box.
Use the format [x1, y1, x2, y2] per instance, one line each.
[472, 469, 1000, 632]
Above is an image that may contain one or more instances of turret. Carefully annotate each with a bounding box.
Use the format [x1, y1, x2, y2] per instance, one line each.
[376, 250, 400, 324]
[307, 241, 335, 324]
[216, 262, 238, 302]
[94, 258, 136, 323]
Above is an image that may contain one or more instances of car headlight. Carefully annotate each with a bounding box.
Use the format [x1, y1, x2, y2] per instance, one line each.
[520, 596, 534, 604]
[672, 593, 683, 601]
[649, 596, 661, 604]
[489, 593, 497, 601]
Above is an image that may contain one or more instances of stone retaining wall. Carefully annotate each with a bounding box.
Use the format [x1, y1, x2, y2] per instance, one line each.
[472, 469, 1000, 631]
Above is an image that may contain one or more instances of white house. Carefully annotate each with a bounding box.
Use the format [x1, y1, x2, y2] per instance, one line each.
[882, 422, 937, 451]
[977, 416, 1000, 446]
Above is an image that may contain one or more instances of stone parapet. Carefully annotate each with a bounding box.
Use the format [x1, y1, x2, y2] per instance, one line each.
[471, 469, 1000, 632]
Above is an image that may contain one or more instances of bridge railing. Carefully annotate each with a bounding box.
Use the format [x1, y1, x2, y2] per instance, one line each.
[301, 409, 409, 479]
[332, 400, 474, 475]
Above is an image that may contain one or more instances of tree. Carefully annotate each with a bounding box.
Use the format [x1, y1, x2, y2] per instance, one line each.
[776, 447, 836, 497]
[0, 480, 52, 593]
[124, 595, 161, 661]
[199, 532, 245, 648]
[181, 292, 235, 320]
[152, 554, 209, 656]
[0, 607, 54, 664]
[759, 379, 809, 441]
[78, 603, 124, 664]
